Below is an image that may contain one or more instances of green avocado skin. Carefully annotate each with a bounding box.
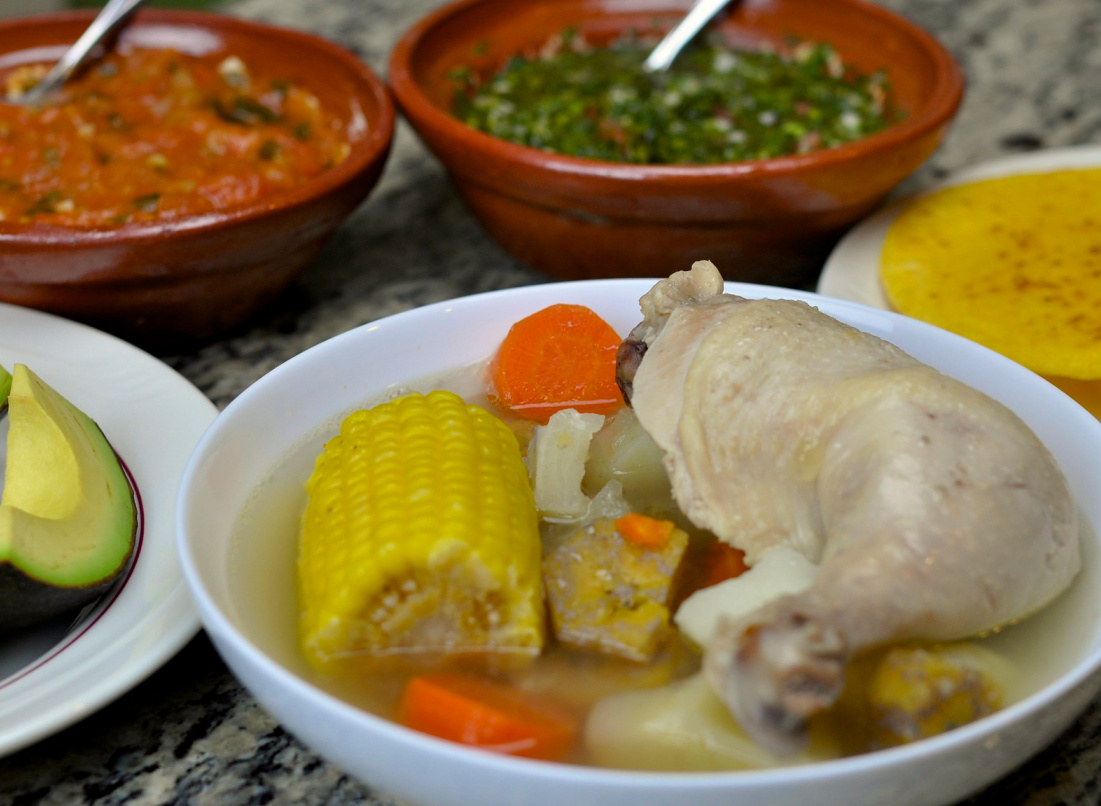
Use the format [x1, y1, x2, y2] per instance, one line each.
[0, 547, 135, 631]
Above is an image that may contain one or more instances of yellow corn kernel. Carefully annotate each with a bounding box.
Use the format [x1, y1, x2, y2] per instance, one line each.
[298, 390, 544, 669]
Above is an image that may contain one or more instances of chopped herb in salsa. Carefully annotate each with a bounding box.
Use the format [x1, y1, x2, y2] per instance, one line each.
[453, 33, 893, 164]
[133, 193, 161, 213]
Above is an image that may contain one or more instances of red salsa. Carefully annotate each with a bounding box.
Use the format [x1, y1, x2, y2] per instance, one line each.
[0, 46, 350, 227]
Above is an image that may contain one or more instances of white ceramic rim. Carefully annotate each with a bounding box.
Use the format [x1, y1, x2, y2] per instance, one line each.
[177, 278, 1101, 794]
[0, 303, 217, 757]
[817, 144, 1101, 309]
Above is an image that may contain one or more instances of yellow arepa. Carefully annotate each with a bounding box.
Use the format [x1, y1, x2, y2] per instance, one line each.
[880, 168, 1101, 380]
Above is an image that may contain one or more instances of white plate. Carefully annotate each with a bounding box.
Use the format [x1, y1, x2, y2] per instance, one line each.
[0, 303, 217, 757]
[817, 145, 1101, 308]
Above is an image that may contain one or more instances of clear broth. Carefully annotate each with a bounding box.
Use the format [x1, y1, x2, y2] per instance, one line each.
[228, 368, 1101, 768]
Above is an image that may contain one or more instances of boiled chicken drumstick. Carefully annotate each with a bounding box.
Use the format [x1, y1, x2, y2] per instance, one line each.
[616, 262, 1080, 754]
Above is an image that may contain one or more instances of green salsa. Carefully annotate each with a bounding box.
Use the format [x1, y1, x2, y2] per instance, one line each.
[452, 32, 893, 165]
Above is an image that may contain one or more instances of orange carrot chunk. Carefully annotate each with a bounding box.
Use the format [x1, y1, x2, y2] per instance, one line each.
[398, 672, 578, 761]
[489, 303, 624, 423]
[615, 513, 676, 548]
[699, 541, 749, 588]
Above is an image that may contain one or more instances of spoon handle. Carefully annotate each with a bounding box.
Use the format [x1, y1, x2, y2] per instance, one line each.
[21, 0, 146, 103]
[643, 0, 739, 73]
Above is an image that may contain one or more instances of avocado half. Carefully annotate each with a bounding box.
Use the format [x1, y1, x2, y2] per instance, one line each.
[0, 364, 137, 630]
[0, 364, 10, 416]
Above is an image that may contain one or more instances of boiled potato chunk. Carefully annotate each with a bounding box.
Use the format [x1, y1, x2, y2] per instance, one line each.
[583, 408, 673, 513]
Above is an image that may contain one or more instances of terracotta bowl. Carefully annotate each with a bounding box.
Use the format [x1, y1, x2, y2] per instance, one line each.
[0, 11, 395, 351]
[389, 0, 963, 286]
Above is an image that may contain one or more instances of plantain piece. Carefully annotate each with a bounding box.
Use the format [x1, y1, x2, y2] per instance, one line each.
[298, 390, 545, 668]
[543, 516, 688, 662]
[867, 645, 1005, 747]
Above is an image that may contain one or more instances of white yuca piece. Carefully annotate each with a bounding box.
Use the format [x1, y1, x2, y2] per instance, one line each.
[675, 546, 818, 648]
[585, 674, 839, 771]
[528, 409, 605, 520]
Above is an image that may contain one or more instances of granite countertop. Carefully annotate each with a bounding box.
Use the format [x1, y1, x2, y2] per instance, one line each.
[1, 0, 1099, 803]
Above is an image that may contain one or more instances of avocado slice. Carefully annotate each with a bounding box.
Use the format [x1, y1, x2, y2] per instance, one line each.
[0, 364, 136, 630]
[0, 364, 10, 416]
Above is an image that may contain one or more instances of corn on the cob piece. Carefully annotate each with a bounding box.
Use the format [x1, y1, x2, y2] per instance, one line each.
[543, 516, 689, 662]
[866, 645, 1005, 747]
[298, 390, 545, 668]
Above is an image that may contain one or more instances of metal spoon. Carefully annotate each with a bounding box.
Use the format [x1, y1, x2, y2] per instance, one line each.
[4, 0, 146, 105]
[643, 0, 740, 73]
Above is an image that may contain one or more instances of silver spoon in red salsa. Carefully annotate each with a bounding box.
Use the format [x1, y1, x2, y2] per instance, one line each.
[3, 0, 145, 106]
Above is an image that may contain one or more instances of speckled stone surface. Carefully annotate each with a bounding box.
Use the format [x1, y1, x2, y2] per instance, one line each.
[1, 0, 1099, 803]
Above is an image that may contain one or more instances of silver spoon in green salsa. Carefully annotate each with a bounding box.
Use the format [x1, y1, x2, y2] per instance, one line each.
[644, 0, 741, 73]
[3, 0, 146, 106]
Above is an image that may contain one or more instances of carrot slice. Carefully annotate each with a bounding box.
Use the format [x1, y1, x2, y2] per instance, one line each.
[398, 672, 578, 761]
[615, 513, 675, 548]
[489, 303, 624, 423]
[699, 540, 749, 588]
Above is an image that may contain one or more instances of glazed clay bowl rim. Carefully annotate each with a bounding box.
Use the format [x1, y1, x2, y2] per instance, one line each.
[0, 9, 396, 247]
[388, 0, 964, 185]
